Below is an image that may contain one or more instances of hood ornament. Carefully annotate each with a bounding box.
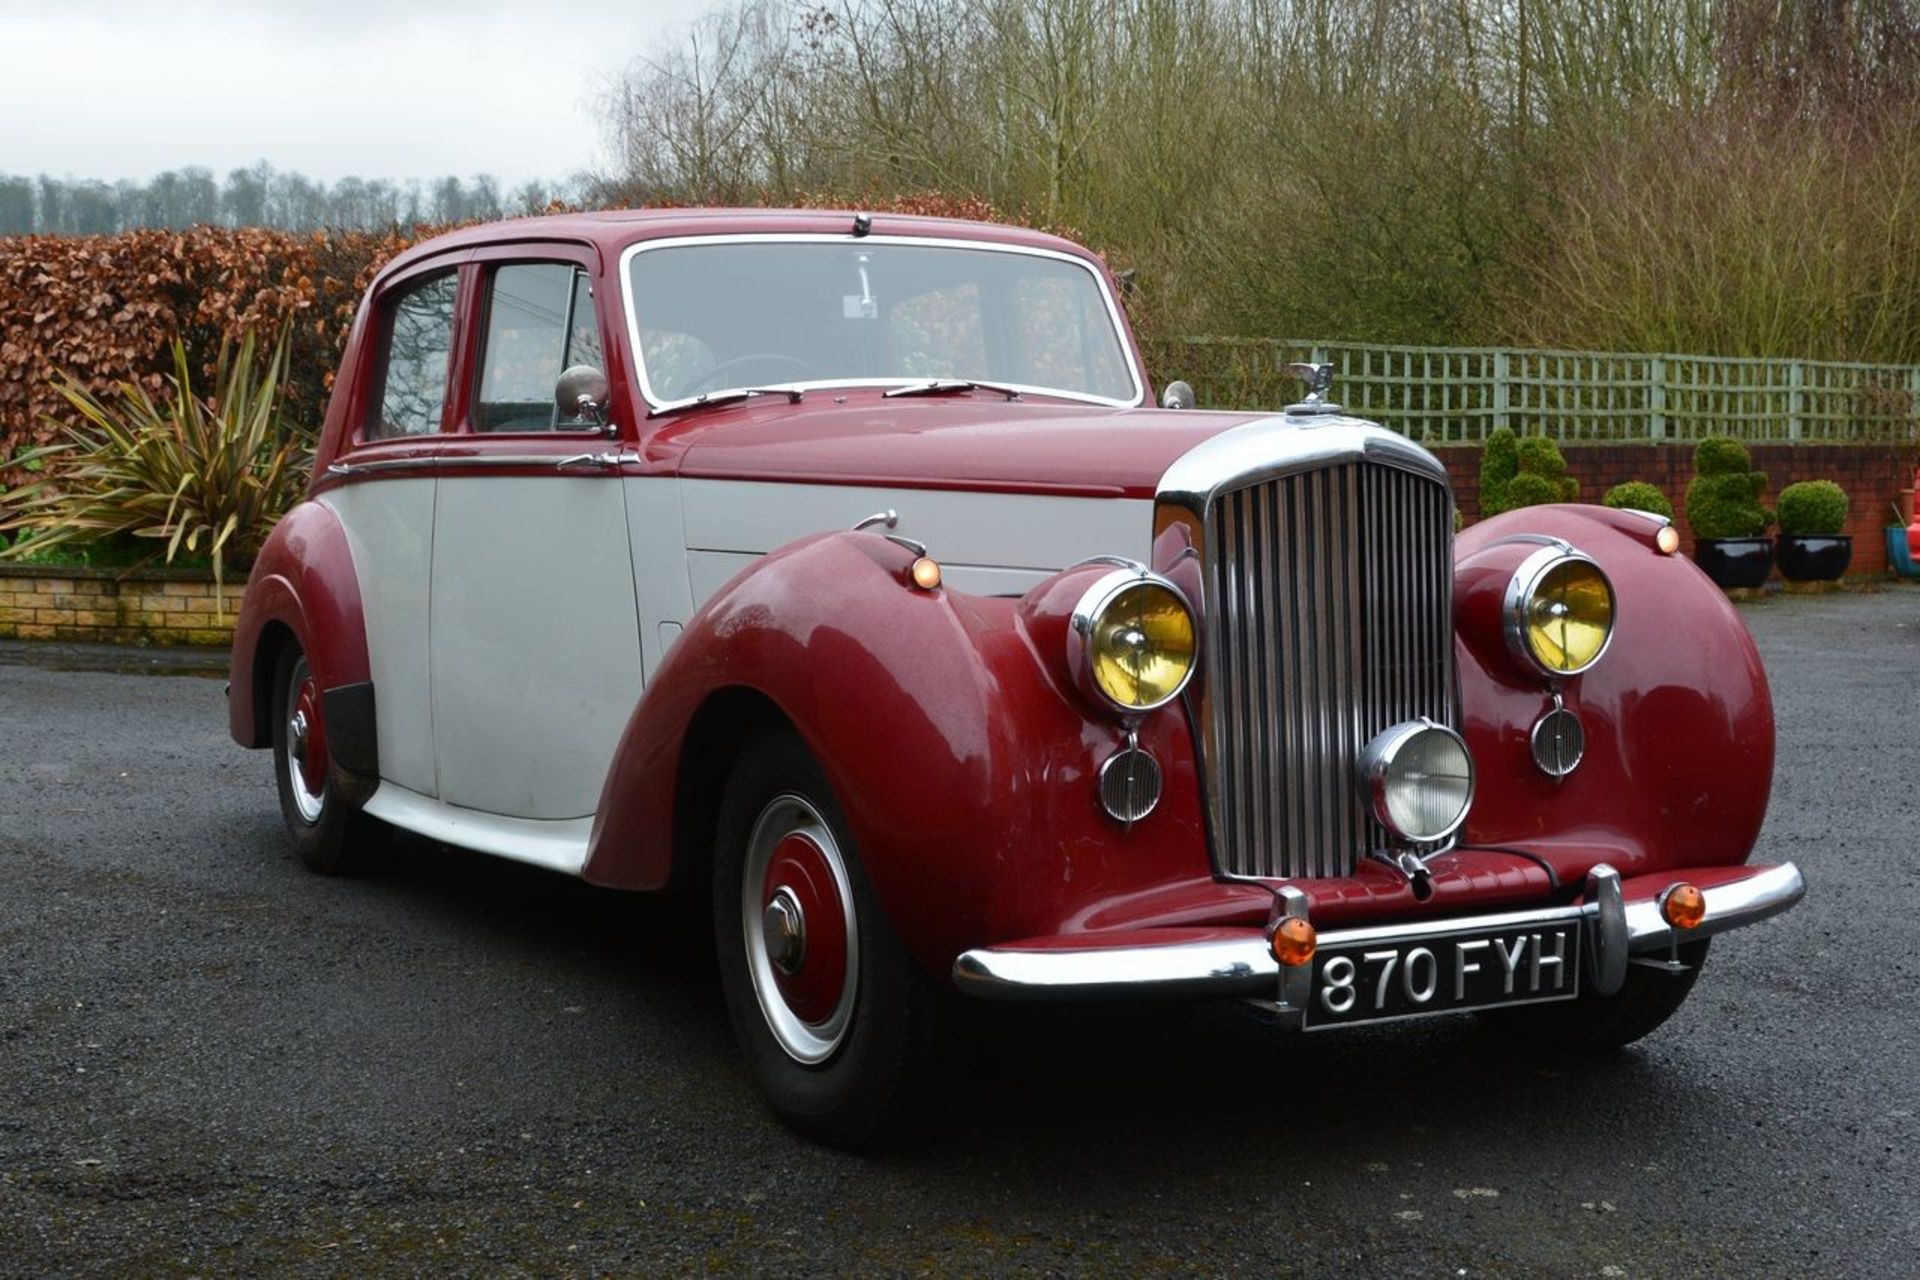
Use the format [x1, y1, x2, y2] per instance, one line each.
[1285, 362, 1340, 416]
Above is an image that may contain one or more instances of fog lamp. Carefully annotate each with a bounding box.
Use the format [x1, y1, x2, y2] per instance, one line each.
[1068, 570, 1198, 714]
[1359, 721, 1475, 846]
[1506, 547, 1615, 677]
[1661, 882, 1706, 930]
[1271, 917, 1317, 967]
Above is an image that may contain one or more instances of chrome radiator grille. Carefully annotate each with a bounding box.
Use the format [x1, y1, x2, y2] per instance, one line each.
[1203, 461, 1455, 880]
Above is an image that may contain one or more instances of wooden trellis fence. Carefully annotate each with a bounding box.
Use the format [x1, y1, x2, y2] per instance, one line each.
[1149, 338, 1920, 444]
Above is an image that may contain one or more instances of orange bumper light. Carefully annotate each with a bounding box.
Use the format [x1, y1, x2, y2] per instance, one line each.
[1271, 917, 1317, 967]
[1656, 525, 1681, 555]
[910, 556, 943, 590]
[1661, 882, 1706, 930]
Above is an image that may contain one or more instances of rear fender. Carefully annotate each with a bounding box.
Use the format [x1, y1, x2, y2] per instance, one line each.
[227, 501, 371, 749]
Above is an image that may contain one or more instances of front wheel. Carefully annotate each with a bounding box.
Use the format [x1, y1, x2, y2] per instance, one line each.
[712, 729, 939, 1148]
[1482, 939, 1712, 1050]
[271, 645, 387, 875]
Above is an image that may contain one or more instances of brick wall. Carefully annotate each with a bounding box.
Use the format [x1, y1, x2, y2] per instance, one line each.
[1434, 442, 1920, 576]
[0, 565, 238, 646]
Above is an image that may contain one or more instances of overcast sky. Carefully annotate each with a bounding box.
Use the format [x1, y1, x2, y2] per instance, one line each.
[0, 0, 717, 187]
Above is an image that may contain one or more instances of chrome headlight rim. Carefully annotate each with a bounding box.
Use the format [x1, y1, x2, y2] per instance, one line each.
[1066, 566, 1199, 716]
[1503, 544, 1616, 679]
[1360, 719, 1476, 846]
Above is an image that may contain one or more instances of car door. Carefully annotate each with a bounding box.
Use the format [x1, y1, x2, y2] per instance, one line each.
[428, 249, 645, 821]
[320, 258, 468, 799]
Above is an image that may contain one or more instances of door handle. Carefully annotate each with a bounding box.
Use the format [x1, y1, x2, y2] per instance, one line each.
[555, 451, 629, 471]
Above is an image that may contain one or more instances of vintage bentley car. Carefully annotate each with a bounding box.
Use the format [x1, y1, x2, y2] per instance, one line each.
[228, 210, 1805, 1146]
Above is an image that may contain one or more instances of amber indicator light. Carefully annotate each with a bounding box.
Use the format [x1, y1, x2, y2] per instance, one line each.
[1661, 882, 1706, 930]
[1271, 917, 1317, 967]
[910, 557, 942, 590]
[1656, 525, 1681, 555]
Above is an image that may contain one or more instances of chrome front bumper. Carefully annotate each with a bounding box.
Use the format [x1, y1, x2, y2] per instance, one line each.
[951, 861, 1806, 1004]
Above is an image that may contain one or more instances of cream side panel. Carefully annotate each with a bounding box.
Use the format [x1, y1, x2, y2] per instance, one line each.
[317, 481, 438, 797]
[621, 476, 697, 680]
[677, 480, 1153, 611]
[430, 475, 643, 821]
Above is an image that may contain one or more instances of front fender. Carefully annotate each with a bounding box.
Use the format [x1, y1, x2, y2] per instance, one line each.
[1454, 505, 1774, 885]
[582, 531, 1233, 976]
[226, 500, 370, 747]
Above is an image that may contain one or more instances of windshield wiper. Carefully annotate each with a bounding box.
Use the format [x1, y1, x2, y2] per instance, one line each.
[648, 384, 807, 419]
[883, 379, 1023, 401]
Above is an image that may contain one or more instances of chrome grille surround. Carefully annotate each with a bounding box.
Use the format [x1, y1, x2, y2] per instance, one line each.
[1153, 416, 1457, 882]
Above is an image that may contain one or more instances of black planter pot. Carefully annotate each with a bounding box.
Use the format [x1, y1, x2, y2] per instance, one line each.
[1776, 534, 1852, 582]
[1693, 537, 1775, 589]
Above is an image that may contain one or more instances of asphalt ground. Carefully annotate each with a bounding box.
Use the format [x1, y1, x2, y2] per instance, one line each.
[1, 587, 1916, 1278]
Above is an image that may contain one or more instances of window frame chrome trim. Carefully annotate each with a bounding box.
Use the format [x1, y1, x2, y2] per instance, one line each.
[616, 232, 1147, 413]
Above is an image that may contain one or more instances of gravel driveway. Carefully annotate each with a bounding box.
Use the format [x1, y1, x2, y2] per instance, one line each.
[1, 587, 1915, 1277]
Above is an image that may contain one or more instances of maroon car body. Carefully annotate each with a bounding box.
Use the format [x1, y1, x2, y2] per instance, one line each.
[228, 210, 1805, 1144]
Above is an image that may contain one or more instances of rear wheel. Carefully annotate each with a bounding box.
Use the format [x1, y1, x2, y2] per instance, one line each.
[1482, 939, 1712, 1050]
[713, 729, 939, 1148]
[271, 645, 387, 875]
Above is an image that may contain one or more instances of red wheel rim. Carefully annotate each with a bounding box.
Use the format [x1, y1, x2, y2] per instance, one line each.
[294, 675, 330, 798]
[762, 831, 850, 1026]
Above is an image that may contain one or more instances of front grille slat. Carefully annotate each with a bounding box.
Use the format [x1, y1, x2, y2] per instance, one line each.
[1204, 461, 1454, 881]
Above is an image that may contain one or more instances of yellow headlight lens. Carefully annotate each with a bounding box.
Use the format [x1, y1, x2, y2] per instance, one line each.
[1523, 558, 1614, 674]
[1089, 581, 1197, 710]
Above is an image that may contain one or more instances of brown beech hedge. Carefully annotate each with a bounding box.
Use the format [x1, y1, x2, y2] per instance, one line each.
[0, 225, 422, 474]
[0, 194, 1055, 485]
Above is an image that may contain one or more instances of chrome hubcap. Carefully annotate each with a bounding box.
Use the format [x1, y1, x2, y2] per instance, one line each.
[284, 658, 326, 825]
[740, 794, 858, 1065]
[762, 888, 806, 974]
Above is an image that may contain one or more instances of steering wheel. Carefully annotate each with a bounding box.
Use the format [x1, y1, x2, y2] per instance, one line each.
[685, 353, 820, 394]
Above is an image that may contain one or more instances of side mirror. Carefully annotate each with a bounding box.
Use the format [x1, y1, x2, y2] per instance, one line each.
[1160, 379, 1196, 410]
[556, 365, 612, 434]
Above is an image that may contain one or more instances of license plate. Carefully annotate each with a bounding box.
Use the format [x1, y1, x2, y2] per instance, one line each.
[1303, 921, 1582, 1030]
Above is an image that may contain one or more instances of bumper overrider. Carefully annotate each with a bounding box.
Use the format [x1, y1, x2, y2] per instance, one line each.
[952, 862, 1806, 1025]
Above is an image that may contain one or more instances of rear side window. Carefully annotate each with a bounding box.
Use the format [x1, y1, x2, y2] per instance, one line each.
[474, 264, 603, 432]
[368, 271, 458, 440]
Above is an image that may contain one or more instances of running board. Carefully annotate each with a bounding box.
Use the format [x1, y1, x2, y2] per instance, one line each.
[361, 783, 591, 876]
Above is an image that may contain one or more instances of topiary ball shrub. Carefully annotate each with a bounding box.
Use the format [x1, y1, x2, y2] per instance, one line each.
[1775, 480, 1848, 536]
[1603, 480, 1675, 518]
[1515, 435, 1579, 502]
[1478, 427, 1520, 515]
[1685, 436, 1771, 540]
[1480, 428, 1577, 514]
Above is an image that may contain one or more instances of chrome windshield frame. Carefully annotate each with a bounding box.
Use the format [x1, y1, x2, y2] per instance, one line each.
[616, 232, 1148, 414]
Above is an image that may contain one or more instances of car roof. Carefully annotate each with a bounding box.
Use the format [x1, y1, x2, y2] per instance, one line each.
[371, 208, 1103, 286]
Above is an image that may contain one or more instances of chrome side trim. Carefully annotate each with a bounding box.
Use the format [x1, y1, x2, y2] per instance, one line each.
[951, 862, 1806, 1001]
[326, 456, 437, 477]
[328, 452, 639, 477]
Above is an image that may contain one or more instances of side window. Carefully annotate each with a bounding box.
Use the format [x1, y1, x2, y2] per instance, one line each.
[474, 263, 603, 432]
[369, 271, 458, 440]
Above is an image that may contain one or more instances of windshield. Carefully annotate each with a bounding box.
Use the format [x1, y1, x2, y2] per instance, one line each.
[624, 239, 1139, 406]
